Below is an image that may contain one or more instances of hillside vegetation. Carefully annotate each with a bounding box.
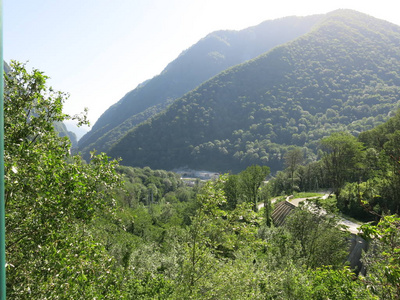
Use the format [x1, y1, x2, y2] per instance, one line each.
[78, 14, 323, 158]
[5, 59, 400, 299]
[6, 9, 400, 299]
[270, 109, 400, 220]
[108, 9, 400, 173]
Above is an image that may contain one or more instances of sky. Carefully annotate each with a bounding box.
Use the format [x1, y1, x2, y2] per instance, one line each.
[4, 0, 400, 136]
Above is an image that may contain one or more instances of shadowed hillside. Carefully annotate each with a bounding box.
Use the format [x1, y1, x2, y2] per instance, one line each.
[78, 15, 323, 158]
[109, 10, 400, 173]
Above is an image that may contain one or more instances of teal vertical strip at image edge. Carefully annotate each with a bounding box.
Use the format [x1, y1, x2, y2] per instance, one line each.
[0, 0, 6, 298]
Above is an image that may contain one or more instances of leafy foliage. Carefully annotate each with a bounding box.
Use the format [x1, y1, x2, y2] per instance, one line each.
[4, 61, 123, 298]
[6, 10, 400, 297]
[284, 208, 349, 268]
[320, 132, 364, 197]
[270, 109, 400, 221]
[284, 147, 304, 191]
[361, 215, 400, 299]
[239, 165, 270, 211]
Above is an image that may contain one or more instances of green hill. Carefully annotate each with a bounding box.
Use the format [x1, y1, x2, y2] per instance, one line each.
[78, 15, 323, 158]
[108, 9, 400, 173]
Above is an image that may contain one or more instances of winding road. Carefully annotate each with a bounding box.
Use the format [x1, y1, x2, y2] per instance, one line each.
[260, 193, 362, 234]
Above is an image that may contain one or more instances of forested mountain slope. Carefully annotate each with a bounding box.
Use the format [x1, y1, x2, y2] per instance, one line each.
[78, 15, 323, 157]
[109, 9, 400, 173]
[54, 121, 78, 147]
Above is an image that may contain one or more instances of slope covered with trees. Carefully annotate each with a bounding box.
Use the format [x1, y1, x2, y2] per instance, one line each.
[78, 14, 323, 158]
[5, 61, 400, 299]
[109, 9, 400, 173]
[270, 109, 400, 221]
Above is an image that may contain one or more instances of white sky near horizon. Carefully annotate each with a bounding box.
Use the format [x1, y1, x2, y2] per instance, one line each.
[3, 0, 400, 134]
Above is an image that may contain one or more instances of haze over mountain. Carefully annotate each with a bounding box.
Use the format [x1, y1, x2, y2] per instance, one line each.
[4, 60, 78, 146]
[54, 122, 78, 148]
[106, 9, 400, 173]
[78, 14, 323, 157]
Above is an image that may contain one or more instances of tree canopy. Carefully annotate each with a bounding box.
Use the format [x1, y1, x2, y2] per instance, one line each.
[4, 61, 123, 298]
[319, 132, 364, 197]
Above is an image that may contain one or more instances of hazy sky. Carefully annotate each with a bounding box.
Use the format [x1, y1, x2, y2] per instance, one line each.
[4, 0, 400, 131]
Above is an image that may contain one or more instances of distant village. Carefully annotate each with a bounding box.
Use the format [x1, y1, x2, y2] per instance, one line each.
[173, 168, 220, 186]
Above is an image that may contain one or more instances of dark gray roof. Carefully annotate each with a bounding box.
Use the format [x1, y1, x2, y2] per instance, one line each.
[272, 200, 296, 227]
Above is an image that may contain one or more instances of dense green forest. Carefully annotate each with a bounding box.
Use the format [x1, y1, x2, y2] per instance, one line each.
[270, 111, 400, 221]
[108, 10, 400, 173]
[4, 61, 400, 299]
[78, 14, 323, 159]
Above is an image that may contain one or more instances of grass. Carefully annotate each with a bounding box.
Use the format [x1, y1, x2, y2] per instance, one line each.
[292, 192, 324, 199]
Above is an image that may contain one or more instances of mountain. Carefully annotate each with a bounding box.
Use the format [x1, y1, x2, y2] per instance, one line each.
[78, 14, 324, 157]
[54, 121, 78, 147]
[64, 121, 89, 141]
[108, 9, 400, 173]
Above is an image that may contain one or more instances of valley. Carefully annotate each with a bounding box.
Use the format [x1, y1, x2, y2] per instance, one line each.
[3, 8, 400, 299]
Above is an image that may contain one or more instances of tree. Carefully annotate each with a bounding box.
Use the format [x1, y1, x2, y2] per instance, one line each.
[177, 176, 258, 298]
[270, 170, 292, 195]
[4, 61, 123, 298]
[320, 132, 364, 198]
[361, 215, 400, 299]
[297, 161, 326, 192]
[305, 266, 376, 299]
[239, 165, 270, 211]
[223, 174, 240, 209]
[260, 183, 272, 227]
[382, 131, 400, 214]
[284, 147, 304, 191]
[284, 208, 349, 269]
